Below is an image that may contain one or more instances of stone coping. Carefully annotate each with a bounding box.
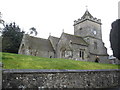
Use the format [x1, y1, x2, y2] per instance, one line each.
[2, 69, 120, 74]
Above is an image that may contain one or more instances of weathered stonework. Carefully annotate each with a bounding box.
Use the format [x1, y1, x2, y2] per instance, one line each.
[2, 69, 120, 89]
[18, 10, 109, 64]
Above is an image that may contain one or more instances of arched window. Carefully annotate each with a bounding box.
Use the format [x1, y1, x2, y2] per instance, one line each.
[60, 47, 66, 58]
[21, 44, 25, 54]
[21, 44, 24, 49]
[80, 49, 84, 60]
[62, 50, 65, 57]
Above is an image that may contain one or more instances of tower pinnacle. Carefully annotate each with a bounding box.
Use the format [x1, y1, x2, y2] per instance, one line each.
[74, 9, 101, 26]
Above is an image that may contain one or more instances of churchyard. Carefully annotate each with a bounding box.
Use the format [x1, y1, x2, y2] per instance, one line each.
[2, 52, 119, 69]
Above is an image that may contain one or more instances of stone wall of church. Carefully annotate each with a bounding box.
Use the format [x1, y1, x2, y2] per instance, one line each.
[74, 19, 108, 55]
[86, 38, 108, 55]
[57, 34, 68, 58]
[74, 19, 109, 63]
[19, 46, 54, 58]
[99, 56, 110, 63]
[85, 37, 109, 63]
[33, 51, 54, 58]
[74, 20, 102, 40]
[89, 54, 109, 64]
[57, 34, 89, 61]
[2, 69, 120, 89]
[18, 35, 55, 58]
[71, 44, 89, 61]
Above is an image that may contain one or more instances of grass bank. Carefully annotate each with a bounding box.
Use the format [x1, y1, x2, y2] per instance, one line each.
[2, 52, 120, 69]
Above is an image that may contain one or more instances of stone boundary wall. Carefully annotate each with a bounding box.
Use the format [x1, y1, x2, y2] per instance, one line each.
[0, 63, 2, 90]
[2, 69, 120, 89]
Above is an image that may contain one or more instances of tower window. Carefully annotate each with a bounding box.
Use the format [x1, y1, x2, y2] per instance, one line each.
[94, 42, 97, 49]
[79, 28, 82, 30]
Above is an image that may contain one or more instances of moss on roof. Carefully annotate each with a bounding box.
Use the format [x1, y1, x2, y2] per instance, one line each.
[63, 33, 89, 46]
[26, 35, 54, 51]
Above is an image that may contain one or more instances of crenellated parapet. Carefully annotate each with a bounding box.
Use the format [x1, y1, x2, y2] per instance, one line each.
[74, 10, 101, 26]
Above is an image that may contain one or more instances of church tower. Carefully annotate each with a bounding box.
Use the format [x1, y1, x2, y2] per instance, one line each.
[73, 10, 108, 62]
[74, 10, 102, 39]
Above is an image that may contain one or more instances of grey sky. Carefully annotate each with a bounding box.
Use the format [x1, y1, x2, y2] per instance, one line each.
[1, 0, 119, 55]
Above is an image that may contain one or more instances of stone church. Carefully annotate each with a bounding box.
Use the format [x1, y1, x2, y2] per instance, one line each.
[18, 10, 109, 63]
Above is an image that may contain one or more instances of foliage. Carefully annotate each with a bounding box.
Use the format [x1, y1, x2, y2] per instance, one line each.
[2, 52, 119, 69]
[0, 12, 5, 33]
[29, 27, 37, 36]
[2, 22, 24, 53]
[110, 19, 120, 60]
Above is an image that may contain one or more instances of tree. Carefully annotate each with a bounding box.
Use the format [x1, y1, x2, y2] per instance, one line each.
[2, 22, 24, 53]
[110, 19, 120, 60]
[0, 12, 5, 34]
[29, 27, 37, 36]
[0, 12, 5, 26]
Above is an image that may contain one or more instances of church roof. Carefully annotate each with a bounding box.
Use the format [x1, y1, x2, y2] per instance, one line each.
[25, 35, 54, 51]
[74, 10, 101, 26]
[63, 33, 88, 46]
[81, 10, 93, 19]
[48, 36, 60, 50]
[49, 36, 59, 43]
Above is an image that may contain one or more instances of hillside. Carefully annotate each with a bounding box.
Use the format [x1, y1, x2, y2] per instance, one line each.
[2, 52, 120, 69]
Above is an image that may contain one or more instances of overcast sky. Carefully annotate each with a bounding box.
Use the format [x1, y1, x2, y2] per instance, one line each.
[1, 0, 119, 55]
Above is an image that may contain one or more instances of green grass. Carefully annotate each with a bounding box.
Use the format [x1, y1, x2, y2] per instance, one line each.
[1, 52, 120, 69]
[0, 52, 2, 62]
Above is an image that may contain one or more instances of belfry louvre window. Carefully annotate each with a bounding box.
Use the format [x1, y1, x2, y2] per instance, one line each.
[80, 50, 84, 59]
[94, 42, 97, 49]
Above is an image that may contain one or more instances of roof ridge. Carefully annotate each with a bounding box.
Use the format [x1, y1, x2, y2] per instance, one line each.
[49, 35, 60, 39]
[63, 33, 89, 45]
[26, 34, 48, 41]
[63, 32, 83, 38]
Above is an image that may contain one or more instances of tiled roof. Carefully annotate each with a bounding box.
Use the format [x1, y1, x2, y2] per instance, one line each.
[48, 36, 59, 50]
[25, 35, 54, 51]
[63, 33, 88, 46]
